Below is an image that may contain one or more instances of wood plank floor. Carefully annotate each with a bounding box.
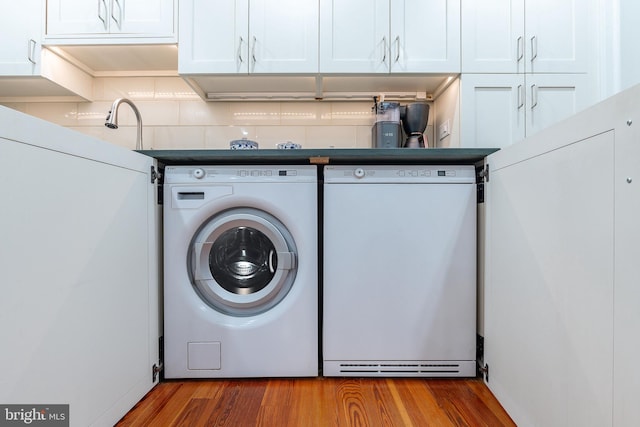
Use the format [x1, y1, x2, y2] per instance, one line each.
[116, 377, 515, 426]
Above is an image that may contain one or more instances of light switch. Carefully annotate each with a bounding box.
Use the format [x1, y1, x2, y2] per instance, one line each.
[439, 120, 451, 141]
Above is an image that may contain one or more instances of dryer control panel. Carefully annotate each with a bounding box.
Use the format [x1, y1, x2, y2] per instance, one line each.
[324, 165, 475, 184]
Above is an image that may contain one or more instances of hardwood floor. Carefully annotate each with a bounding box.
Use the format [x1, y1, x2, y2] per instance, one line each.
[116, 377, 515, 426]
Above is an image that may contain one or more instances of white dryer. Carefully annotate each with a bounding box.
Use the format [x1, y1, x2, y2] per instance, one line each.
[323, 165, 477, 377]
[163, 165, 318, 378]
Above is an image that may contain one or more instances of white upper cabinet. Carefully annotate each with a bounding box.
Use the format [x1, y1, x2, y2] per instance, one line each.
[46, 0, 176, 40]
[462, 0, 590, 74]
[461, 0, 523, 73]
[319, 0, 389, 73]
[460, 74, 525, 149]
[0, 0, 93, 100]
[0, 0, 42, 75]
[320, 0, 460, 74]
[460, 73, 593, 148]
[179, 0, 318, 75]
[524, 0, 589, 73]
[179, 0, 248, 74]
[250, 0, 319, 73]
[460, 0, 597, 149]
[390, 0, 460, 73]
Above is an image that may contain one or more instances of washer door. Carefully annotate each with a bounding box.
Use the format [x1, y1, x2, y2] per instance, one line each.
[190, 208, 297, 316]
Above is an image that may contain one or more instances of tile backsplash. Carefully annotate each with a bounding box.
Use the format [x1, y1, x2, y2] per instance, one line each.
[1, 77, 435, 151]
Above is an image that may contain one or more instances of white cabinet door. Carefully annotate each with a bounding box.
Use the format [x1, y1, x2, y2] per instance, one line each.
[116, 0, 175, 36]
[0, 0, 94, 99]
[525, 74, 593, 136]
[525, 0, 590, 73]
[321, 0, 459, 73]
[180, 0, 317, 75]
[391, 0, 460, 73]
[461, 0, 524, 73]
[0, 0, 42, 75]
[47, 0, 107, 35]
[319, 0, 389, 73]
[483, 85, 640, 427]
[179, 0, 249, 74]
[460, 74, 525, 148]
[47, 0, 175, 38]
[250, 0, 318, 73]
[462, 0, 591, 73]
[461, 73, 593, 148]
[0, 107, 161, 427]
[485, 129, 615, 427]
[613, 86, 640, 427]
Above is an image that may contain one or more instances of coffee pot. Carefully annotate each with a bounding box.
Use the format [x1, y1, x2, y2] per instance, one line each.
[400, 102, 430, 148]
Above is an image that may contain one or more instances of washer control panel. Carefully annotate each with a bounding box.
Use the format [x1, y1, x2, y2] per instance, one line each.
[164, 165, 316, 184]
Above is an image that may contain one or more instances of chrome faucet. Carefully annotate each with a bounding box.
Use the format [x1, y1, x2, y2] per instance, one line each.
[105, 98, 143, 150]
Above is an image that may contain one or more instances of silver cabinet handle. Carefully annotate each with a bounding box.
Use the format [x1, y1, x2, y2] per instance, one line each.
[382, 36, 387, 63]
[531, 84, 538, 109]
[517, 84, 524, 109]
[238, 36, 245, 63]
[27, 39, 37, 64]
[112, 0, 123, 30]
[98, 0, 108, 30]
[251, 36, 257, 63]
[517, 36, 524, 61]
[530, 35, 538, 61]
[394, 36, 400, 63]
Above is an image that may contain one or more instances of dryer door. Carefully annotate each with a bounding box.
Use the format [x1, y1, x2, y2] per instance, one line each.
[190, 208, 297, 316]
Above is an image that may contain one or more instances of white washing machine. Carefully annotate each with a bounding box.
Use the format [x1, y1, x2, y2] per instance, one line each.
[163, 165, 318, 379]
[323, 165, 477, 377]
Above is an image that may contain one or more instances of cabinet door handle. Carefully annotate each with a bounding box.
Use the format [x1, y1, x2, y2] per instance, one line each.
[98, 0, 108, 30]
[517, 84, 524, 109]
[112, 0, 123, 30]
[531, 84, 538, 109]
[530, 35, 538, 61]
[28, 39, 37, 64]
[517, 36, 524, 61]
[251, 36, 257, 64]
[238, 36, 245, 63]
[394, 36, 400, 63]
[382, 36, 387, 63]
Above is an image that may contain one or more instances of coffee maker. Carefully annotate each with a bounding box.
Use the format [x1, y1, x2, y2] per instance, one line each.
[400, 102, 430, 148]
[371, 101, 402, 148]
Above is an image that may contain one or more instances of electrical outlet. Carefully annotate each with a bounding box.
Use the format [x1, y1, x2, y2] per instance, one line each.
[439, 120, 451, 141]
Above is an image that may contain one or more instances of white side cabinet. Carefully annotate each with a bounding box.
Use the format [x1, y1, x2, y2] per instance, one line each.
[461, 0, 590, 73]
[46, 0, 175, 41]
[179, 0, 318, 74]
[460, 73, 593, 148]
[320, 0, 460, 73]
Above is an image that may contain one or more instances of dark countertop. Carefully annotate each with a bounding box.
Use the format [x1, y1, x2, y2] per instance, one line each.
[138, 148, 499, 166]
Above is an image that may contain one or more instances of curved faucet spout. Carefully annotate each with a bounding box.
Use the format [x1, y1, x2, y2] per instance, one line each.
[105, 98, 143, 150]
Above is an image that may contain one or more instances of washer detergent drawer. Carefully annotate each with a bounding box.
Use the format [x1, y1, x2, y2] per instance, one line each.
[171, 186, 233, 208]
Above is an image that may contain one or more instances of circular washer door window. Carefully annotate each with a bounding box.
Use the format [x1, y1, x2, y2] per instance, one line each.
[189, 208, 297, 316]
